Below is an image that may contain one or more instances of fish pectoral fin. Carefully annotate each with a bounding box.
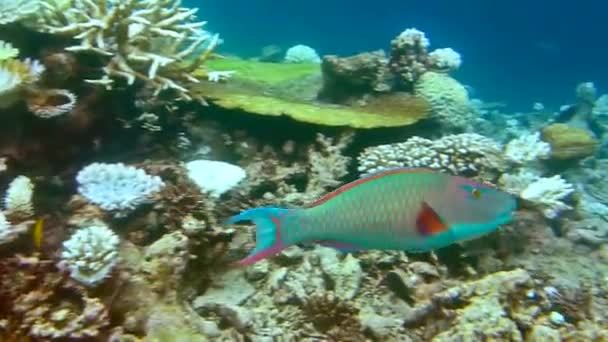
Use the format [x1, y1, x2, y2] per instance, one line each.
[316, 241, 362, 253]
[416, 201, 449, 236]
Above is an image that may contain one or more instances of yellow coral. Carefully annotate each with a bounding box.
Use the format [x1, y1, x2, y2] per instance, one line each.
[541, 123, 598, 160]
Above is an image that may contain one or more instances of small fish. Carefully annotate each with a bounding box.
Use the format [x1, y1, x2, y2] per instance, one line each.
[226, 168, 517, 265]
[32, 218, 44, 251]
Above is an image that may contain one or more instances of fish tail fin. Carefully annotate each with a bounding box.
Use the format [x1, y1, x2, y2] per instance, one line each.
[225, 207, 291, 265]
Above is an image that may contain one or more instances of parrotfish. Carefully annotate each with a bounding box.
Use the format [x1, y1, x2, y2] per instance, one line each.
[226, 168, 517, 265]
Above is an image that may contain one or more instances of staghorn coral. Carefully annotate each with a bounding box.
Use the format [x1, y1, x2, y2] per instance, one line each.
[357, 133, 505, 180]
[59, 223, 119, 286]
[35, 0, 226, 102]
[0, 0, 39, 25]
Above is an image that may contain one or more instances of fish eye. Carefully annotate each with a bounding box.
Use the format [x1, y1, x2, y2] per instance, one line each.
[471, 188, 481, 199]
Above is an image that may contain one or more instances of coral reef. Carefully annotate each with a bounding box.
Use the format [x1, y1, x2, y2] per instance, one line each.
[318, 50, 391, 102]
[0, 0, 39, 25]
[504, 132, 551, 165]
[357, 133, 505, 180]
[0, 6, 606, 342]
[4, 175, 34, 219]
[60, 223, 119, 286]
[389, 28, 462, 89]
[76, 162, 165, 216]
[34, 0, 226, 102]
[185, 159, 246, 198]
[284, 44, 321, 64]
[413, 71, 474, 131]
[542, 123, 598, 160]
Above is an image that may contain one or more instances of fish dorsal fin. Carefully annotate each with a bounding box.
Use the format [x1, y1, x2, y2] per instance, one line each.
[416, 201, 449, 236]
[307, 168, 434, 208]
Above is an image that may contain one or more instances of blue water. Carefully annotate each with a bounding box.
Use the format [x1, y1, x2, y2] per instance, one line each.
[193, 0, 607, 111]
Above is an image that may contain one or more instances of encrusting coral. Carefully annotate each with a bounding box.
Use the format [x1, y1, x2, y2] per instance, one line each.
[357, 133, 505, 180]
[34, 0, 229, 103]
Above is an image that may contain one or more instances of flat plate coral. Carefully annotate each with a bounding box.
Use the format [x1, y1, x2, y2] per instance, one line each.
[194, 59, 429, 128]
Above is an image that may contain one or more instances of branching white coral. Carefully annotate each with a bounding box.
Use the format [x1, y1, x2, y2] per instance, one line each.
[35, 0, 223, 102]
[4, 175, 34, 218]
[60, 223, 119, 286]
[503, 132, 551, 165]
[76, 162, 165, 216]
[520, 175, 574, 219]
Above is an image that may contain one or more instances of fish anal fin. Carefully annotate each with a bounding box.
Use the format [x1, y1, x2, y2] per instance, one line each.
[317, 241, 362, 253]
[416, 202, 449, 236]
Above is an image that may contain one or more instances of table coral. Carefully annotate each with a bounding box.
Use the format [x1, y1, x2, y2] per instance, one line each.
[35, 0, 224, 102]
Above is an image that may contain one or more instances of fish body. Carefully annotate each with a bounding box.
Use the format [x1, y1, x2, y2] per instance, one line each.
[226, 168, 516, 265]
[33, 218, 44, 251]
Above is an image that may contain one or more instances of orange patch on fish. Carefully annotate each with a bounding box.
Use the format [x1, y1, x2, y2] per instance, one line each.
[416, 202, 448, 236]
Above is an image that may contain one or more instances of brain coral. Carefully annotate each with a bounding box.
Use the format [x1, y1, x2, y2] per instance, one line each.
[414, 71, 473, 131]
